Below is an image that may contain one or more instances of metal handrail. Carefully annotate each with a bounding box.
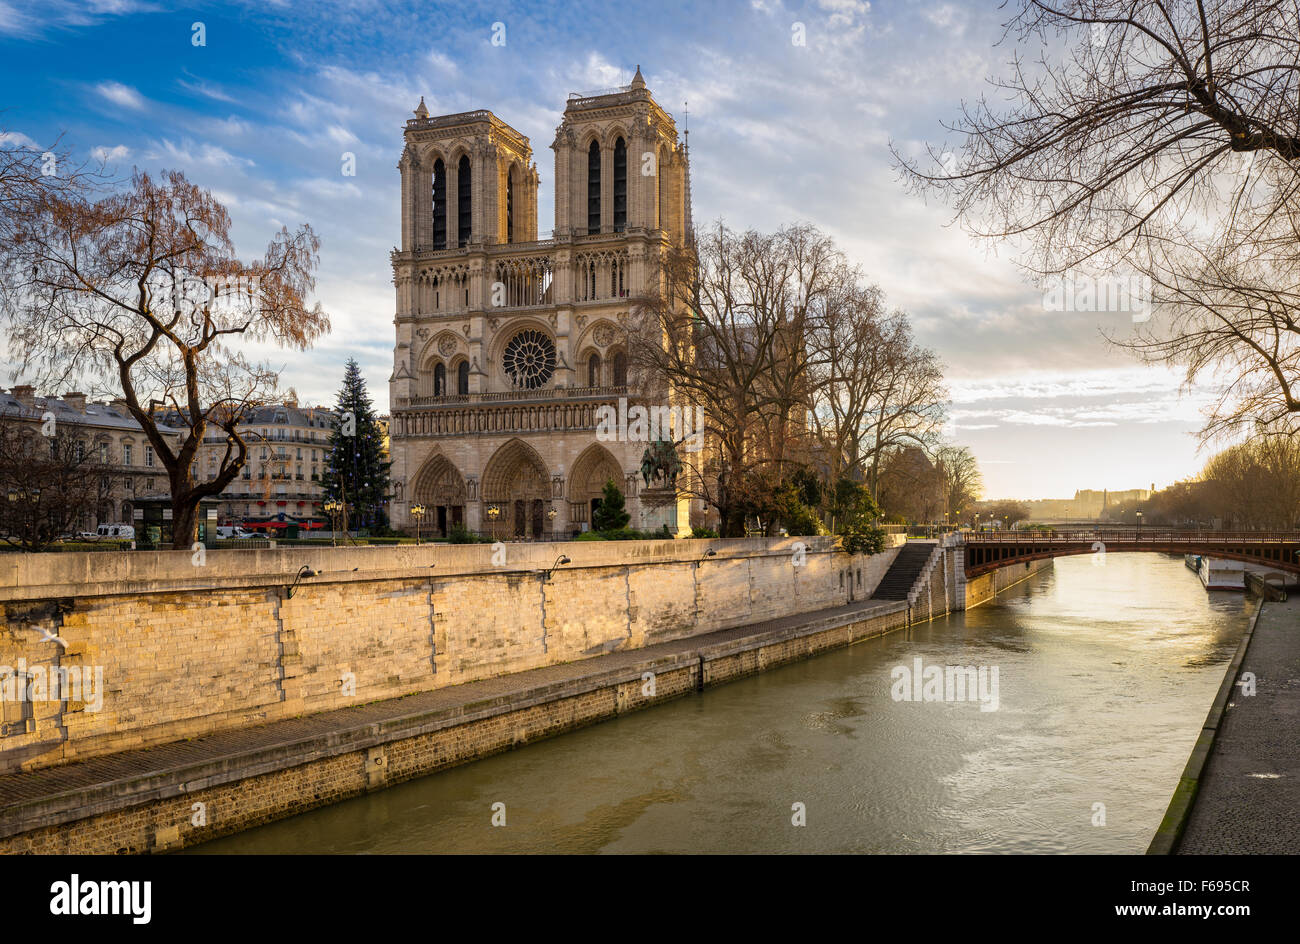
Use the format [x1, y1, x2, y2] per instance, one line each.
[961, 529, 1300, 543]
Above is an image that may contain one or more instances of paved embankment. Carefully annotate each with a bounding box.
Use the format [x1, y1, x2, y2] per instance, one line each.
[0, 596, 912, 854]
[1173, 596, 1300, 854]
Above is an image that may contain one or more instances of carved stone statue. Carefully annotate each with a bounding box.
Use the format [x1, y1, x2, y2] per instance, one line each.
[640, 438, 681, 489]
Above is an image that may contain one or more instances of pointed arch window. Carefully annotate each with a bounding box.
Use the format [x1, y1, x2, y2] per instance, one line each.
[613, 137, 627, 233]
[612, 351, 628, 387]
[506, 167, 515, 243]
[457, 154, 472, 246]
[587, 141, 601, 235]
[587, 352, 601, 388]
[457, 361, 469, 395]
[432, 159, 447, 250]
[434, 362, 446, 396]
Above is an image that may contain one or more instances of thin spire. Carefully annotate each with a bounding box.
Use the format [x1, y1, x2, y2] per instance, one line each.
[683, 101, 695, 248]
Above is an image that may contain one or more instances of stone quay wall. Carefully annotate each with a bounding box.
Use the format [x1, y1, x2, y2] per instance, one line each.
[0, 536, 901, 774]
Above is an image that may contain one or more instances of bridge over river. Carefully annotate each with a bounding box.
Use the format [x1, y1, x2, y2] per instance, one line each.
[961, 529, 1300, 579]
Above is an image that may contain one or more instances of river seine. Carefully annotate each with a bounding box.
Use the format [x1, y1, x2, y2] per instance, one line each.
[192, 553, 1250, 854]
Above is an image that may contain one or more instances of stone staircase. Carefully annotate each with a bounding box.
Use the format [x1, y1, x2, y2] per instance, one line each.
[873, 541, 939, 601]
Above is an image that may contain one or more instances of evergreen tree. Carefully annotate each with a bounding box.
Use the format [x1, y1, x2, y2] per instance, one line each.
[592, 478, 630, 532]
[323, 359, 391, 529]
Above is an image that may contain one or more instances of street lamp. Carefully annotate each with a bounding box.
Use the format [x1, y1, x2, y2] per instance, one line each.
[411, 503, 426, 546]
[486, 504, 501, 538]
[323, 499, 341, 547]
[1136, 511, 1144, 533]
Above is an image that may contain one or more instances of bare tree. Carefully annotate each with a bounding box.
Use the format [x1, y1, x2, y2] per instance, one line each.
[0, 168, 329, 547]
[985, 500, 1031, 528]
[935, 445, 983, 523]
[897, 1, 1300, 441]
[0, 412, 115, 551]
[876, 446, 944, 524]
[633, 221, 845, 536]
[1200, 434, 1300, 528]
[1114, 241, 1300, 438]
[898, 0, 1300, 276]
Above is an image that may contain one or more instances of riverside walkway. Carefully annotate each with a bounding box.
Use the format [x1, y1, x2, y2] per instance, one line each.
[1176, 597, 1300, 854]
[0, 596, 907, 852]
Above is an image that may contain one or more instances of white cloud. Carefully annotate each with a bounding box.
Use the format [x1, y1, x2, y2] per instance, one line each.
[0, 130, 39, 149]
[95, 81, 145, 110]
[923, 4, 965, 33]
[91, 144, 130, 163]
[426, 51, 458, 76]
[178, 76, 239, 104]
[146, 138, 253, 170]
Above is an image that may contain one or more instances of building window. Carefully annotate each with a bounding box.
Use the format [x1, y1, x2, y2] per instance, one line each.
[99, 442, 108, 464]
[144, 445, 154, 467]
[613, 137, 627, 233]
[434, 362, 446, 396]
[613, 351, 628, 387]
[588, 353, 601, 387]
[457, 154, 472, 247]
[457, 361, 469, 395]
[587, 141, 601, 234]
[506, 168, 515, 244]
[502, 329, 557, 390]
[123, 444, 132, 466]
[432, 158, 447, 250]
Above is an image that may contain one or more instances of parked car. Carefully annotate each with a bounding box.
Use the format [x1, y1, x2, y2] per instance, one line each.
[94, 524, 135, 540]
[216, 526, 255, 540]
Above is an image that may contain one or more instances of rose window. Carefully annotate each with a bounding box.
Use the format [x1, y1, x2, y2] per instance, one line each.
[502, 329, 556, 389]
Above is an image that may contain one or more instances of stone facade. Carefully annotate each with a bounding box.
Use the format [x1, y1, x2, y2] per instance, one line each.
[1, 386, 182, 531]
[193, 399, 337, 524]
[388, 67, 696, 539]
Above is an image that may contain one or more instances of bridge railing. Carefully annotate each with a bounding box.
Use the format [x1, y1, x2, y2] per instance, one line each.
[961, 529, 1300, 544]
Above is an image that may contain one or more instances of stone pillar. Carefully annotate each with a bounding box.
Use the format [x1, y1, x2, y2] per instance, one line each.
[552, 132, 571, 236]
[446, 158, 460, 248]
[527, 165, 541, 240]
[476, 144, 498, 245]
[399, 146, 416, 252]
[469, 315, 486, 393]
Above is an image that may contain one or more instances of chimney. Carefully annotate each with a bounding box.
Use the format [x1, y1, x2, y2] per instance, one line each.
[64, 392, 87, 413]
[12, 385, 34, 408]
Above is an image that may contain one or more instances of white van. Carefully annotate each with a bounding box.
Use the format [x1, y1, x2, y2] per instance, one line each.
[95, 524, 135, 540]
[216, 526, 255, 540]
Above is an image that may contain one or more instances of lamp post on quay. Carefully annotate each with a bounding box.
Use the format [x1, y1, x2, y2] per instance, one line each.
[324, 499, 342, 547]
[411, 503, 426, 546]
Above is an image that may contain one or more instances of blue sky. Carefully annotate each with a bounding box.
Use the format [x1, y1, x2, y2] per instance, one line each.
[0, 0, 1215, 498]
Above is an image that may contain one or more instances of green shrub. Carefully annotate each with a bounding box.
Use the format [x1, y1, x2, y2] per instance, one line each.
[592, 479, 631, 532]
[574, 531, 608, 541]
[840, 525, 886, 556]
[447, 524, 490, 544]
[691, 526, 719, 539]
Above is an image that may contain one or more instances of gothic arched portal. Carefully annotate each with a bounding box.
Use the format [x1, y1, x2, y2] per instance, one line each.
[481, 438, 551, 539]
[568, 443, 623, 528]
[411, 452, 467, 537]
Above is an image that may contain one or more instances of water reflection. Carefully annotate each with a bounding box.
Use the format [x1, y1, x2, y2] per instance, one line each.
[191, 554, 1249, 854]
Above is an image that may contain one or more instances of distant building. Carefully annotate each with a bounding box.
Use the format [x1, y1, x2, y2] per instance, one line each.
[1020, 486, 1153, 521]
[193, 398, 336, 523]
[1, 385, 182, 530]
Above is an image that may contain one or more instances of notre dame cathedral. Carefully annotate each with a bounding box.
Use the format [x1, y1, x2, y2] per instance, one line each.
[388, 67, 696, 539]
